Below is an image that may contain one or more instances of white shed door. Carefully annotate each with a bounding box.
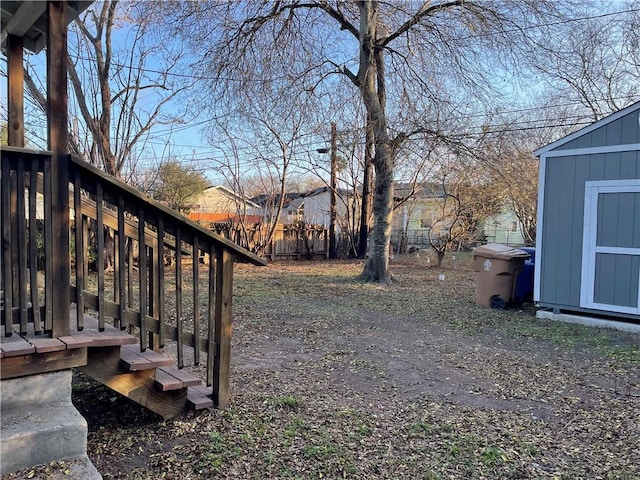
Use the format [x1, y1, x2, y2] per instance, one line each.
[581, 180, 640, 315]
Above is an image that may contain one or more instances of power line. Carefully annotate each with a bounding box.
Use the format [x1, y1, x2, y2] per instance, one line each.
[144, 116, 598, 170]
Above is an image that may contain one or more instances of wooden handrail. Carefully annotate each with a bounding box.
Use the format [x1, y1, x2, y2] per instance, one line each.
[69, 155, 266, 267]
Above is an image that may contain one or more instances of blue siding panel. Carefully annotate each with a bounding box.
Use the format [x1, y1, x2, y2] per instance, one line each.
[555, 109, 639, 150]
[593, 254, 639, 308]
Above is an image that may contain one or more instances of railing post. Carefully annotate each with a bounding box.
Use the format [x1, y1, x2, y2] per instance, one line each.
[47, 1, 70, 337]
[7, 34, 24, 148]
[213, 248, 234, 409]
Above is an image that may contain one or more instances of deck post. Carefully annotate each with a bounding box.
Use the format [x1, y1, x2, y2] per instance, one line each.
[7, 34, 24, 148]
[6, 35, 24, 313]
[213, 248, 234, 409]
[47, 1, 70, 337]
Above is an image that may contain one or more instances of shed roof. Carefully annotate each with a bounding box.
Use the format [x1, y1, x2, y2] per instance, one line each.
[534, 101, 640, 157]
[1, 1, 93, 53]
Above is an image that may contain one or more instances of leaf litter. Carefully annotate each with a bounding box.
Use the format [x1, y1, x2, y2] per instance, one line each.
[4, 253, 638, 479]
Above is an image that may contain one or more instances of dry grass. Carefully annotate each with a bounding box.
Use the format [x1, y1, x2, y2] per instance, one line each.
[6, 253, 639, 479]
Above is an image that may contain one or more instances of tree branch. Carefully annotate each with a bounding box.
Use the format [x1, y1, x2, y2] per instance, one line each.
[381, 0, 466, 47]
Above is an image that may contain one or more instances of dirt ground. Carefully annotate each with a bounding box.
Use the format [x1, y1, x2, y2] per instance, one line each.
[5, 254, 640, 479]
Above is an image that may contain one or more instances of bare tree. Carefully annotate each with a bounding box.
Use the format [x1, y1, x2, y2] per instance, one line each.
[66, 0, 191, 180]
[473, 106, 581, 247]
[426, 160, 502, 266]
[207, 83, 319, 256]
[531, 1, 640, 121]
[480, 142, 539, 246]
[165, 0, 569, 283]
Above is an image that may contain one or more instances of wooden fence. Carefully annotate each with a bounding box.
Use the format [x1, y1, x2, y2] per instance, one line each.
[208, 223, 329, 261]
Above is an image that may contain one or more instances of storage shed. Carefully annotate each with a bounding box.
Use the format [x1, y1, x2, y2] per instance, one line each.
[534, 101, 640, 321]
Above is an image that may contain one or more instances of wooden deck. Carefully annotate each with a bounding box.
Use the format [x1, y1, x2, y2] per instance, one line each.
[1, 313, 136, 357]
[2, 147, 265, 418]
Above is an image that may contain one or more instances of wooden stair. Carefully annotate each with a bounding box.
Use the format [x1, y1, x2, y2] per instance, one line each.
[80, 342, 215, 419]
[1, 313, 214, 419]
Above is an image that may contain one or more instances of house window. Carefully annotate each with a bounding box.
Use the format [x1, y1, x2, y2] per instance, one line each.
[510, 221, 518, 233]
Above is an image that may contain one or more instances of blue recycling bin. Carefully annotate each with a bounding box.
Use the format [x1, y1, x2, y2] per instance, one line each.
[514, 247, 535, 304]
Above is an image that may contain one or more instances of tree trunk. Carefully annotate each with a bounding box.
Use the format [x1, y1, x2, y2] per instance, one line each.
[361, 157, 394, 283]
[357, 0, 394, 284]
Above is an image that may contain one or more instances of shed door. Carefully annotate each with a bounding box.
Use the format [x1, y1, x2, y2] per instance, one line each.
[581, 180, 640, 315]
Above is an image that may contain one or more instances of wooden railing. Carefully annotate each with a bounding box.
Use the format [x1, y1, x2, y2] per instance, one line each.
[1, 147, 265, 407]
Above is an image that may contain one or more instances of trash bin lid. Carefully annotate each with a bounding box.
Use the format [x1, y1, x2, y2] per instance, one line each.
[473, 243, 531, 260]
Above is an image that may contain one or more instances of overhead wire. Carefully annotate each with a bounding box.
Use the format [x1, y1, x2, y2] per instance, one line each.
[7, 3, 637, 170]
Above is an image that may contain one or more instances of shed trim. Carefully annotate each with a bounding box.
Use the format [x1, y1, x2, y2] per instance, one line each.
[534, 101, 640, 156]
[543, 143, 640, 158]
[580, 179, 640, 315]
[533, 153, 547, 302]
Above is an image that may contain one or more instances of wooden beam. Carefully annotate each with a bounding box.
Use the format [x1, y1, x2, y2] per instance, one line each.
[47, 1, 70, 337]
[7, 34, 24, 147]
[2, 1, 46, 37]
[1, 348, 87, 380]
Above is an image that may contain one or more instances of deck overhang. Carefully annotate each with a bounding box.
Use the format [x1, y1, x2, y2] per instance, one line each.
[0, 0, 93, 54]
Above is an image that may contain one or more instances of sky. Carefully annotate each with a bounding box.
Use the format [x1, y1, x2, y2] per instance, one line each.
[1, 0, 638, 187]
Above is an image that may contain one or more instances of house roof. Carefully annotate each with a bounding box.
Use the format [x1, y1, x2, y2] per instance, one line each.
[252, 187, 352, 208]
[205, 185, 261, 209]
[534, 101, 640, 157]
[1, 1, 93, 53]
[394, 182, 445, 201]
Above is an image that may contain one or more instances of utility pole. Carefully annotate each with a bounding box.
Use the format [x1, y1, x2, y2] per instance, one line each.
[357, 120, 374, 259]
[329, 122, 338, 259]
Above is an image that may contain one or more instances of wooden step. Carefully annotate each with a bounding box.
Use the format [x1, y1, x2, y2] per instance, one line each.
[187, 385, 213, 410]
[119, 344, 174, 371]
[154, 366, 201, 391]
[1, 334, 36, 358]
[1, 312, 137, 358]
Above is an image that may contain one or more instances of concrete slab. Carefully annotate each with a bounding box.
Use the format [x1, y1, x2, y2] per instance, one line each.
[0, 455, 102, 480]
[536, 310, 640, 334]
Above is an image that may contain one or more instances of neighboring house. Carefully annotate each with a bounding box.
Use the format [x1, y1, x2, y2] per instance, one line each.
[188, 185, 261, 224]
[251, 192, 305, 224]
[296, 186, 352, 230]
[392, 182, 524, 250]
[391, 183, 445, 248]
[281, 193, 306, 224]
[534, 101, 640, 321]
[483, 208, 526, 246]
[254, 187, 354, 231]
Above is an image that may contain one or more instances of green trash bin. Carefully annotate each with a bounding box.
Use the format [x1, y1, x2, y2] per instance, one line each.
[473, 243, 530, 309]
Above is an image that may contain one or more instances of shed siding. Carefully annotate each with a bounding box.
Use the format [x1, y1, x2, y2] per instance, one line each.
[593, 254, 639, 308]
[556, 109, 640, 150]
[597, 192, 640, 249]
[539, 151, 640, 307]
